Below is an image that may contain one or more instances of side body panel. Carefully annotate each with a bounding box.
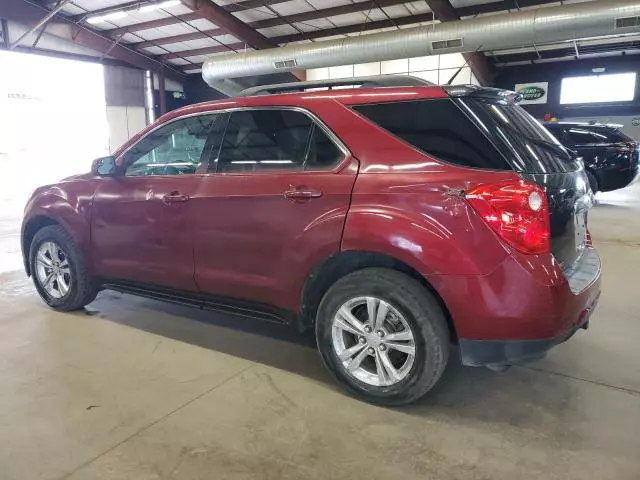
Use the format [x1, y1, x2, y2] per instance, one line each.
[193, 149, 358, 312]
[22, 179, 97, 274]
[91, 175, 201, 291]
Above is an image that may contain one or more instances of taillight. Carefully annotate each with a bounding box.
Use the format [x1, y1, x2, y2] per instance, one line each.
[466, 180, 550, 254]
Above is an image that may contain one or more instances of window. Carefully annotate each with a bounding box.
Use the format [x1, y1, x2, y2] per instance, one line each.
[124, 114, 218, 176]
[306, 124, 344, 169]
[466, 99, 578, 173]
[566, 126, 633, 146]
[353, 99, 512, 170]
[216, 109, 343, 173]
[560, 73, 637, 105]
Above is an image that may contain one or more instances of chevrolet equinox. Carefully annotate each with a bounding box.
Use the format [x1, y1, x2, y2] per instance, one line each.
[22, 76, 601, 405]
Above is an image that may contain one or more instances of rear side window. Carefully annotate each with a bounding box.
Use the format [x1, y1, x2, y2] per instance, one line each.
[353, 99, 511, 170]
[216, 109, 343, 173]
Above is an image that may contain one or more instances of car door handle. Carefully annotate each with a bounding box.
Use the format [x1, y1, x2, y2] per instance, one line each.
[283, 187, 323, 201]
[162, 192, 190, 204]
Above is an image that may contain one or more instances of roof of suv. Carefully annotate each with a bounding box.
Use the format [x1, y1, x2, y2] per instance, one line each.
[157, 84, 450, 124]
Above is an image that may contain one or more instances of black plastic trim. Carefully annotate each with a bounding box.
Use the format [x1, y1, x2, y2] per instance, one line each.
[100, 280, 295, 326]
[459, 301, 597, 367]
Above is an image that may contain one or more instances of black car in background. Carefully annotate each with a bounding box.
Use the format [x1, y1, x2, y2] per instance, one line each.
[544, 123, 639, 193]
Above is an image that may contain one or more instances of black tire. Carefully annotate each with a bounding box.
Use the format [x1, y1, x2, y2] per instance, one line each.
[29, 225, 97, 311]
[586, 170, 599, 194]
[316, 268, 450, 406]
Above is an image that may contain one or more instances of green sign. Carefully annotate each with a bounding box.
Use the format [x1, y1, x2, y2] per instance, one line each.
[518, 86, 546, 101]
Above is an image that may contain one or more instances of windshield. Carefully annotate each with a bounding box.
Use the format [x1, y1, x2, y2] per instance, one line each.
[459, 99, 582, 174]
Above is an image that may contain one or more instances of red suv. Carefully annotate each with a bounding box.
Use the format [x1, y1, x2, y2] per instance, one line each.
[21, 77, 601, 405]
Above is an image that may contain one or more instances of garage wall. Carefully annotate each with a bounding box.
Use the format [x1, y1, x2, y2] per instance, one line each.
[494, 56, 640, 139]
[306, 53, 480, 86]
[103, 65, 148, 153]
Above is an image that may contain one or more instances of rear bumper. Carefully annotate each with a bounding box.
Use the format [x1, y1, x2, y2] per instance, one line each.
[426, 247, 601, 367]
[458, 292, 599, 366]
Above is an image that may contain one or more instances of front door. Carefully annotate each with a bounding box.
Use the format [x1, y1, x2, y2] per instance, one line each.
[91, 113, 220, 291]
[192, 108, 357, 311]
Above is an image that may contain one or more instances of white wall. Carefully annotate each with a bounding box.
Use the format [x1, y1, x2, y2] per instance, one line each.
[6, 20, 103, 58]
[103, 65, 149, 153]
[307, 54, 480, 86]
[106, 106, 148, 153]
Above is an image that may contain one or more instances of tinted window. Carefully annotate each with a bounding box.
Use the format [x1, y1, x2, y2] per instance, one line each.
[464, 99, 580, 173]
[306, 124, 344, 170]
[125, 114, 218, 176]
[216, 109, 342, 173]
[353, 99, 511, 170]
[544, 124, 566, 142]
[566, 126, 633, 146]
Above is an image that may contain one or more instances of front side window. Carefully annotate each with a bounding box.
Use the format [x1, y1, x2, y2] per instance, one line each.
[216, 109, 343, 173]
[124, 114, 218, 176]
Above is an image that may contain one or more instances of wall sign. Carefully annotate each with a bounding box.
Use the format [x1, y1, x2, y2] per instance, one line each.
[515, 82, 549, 105]
[632, 117, 640, 127]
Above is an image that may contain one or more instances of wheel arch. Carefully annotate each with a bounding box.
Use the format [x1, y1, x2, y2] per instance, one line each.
[298, 250, 457, 343]
[22, 215, 62, 276]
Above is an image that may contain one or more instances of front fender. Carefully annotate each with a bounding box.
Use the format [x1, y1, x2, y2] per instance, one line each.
[22, 183, 95, 273]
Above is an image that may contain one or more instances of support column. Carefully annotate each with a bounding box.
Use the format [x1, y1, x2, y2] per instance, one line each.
[158, 67, 167, 116]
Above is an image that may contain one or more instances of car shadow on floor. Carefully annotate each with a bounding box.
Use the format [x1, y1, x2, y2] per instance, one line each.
[84, 290, 574, 418]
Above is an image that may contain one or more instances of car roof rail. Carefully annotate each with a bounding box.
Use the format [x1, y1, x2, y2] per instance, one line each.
[237, 75, 436, 97]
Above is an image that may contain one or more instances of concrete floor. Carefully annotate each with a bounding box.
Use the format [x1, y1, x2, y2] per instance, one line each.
[1, 182, 639, 480]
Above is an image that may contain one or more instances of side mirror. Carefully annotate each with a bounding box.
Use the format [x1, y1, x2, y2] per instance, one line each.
[91, 156, 117, 177]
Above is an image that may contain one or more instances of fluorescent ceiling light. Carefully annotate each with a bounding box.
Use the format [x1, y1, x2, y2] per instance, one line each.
[86, 10, 128, 24]
[140, 0, 181, 13]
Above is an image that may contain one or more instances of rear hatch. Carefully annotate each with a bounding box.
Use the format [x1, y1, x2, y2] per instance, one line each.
[455, 91, 592, 270]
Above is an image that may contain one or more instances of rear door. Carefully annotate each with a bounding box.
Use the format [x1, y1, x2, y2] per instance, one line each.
[192, 108, 357, 311]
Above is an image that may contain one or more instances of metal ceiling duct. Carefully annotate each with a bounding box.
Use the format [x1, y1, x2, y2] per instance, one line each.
[202, 0, 640, 86]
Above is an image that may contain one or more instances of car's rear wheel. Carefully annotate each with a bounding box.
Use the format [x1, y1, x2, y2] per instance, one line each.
[29, 225, 97, 311]
[316, 268, 449, 405]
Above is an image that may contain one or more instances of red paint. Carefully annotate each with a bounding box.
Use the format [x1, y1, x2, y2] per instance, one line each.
[22, 85, 601, 345]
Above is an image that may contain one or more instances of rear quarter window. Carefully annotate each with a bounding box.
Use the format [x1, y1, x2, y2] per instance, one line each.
[353, 99, 512, 171]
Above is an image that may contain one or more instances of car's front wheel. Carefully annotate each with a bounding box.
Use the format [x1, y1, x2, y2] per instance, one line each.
[316, 268, 450, 406]
[29, 225, 97, 311]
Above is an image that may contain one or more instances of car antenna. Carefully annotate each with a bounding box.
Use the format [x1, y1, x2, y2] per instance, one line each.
[445, 44, 483, 86]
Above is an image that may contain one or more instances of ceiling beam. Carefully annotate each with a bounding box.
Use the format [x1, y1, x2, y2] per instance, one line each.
[160, 12, 436, 61]
[103, 12, 202, 36]
[0, 0, 185, 81]
[128, 0, 412, 50]
[456, 0, 558, 17]
[422, 0, 493, 85]
[69, 0, 292, 23]
[105, 0, 413, 39]
[180, 0, 276, 49]
[101, 0, 558, 46]
[69, 1, 149, 21]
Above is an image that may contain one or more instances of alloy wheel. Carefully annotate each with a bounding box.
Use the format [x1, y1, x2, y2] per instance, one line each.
[331, 296, 416, 387]
[35, 241, 72, 299]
